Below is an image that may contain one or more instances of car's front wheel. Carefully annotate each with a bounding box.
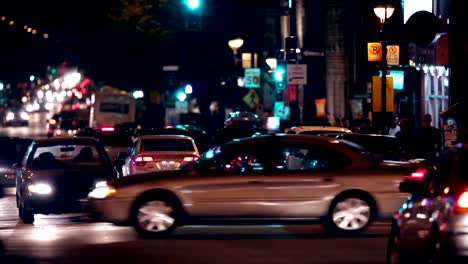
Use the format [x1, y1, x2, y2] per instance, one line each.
[132, 195, 179, 238]
[19, 201, 34, 224]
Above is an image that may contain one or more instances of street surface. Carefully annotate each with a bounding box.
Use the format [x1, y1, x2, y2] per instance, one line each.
[0, 110, 393, 264]
[0, 195, 391, 264]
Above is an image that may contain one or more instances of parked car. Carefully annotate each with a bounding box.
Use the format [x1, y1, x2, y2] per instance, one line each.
[285, 126, 352, 135]
[1, 106, 30, 127]
[387, 146, 468, 263]
[88, 134, 423, 238]
[324, 133, 404, 161]
[0, 137, 33, 187]
[121, 135, 200, 176]
[15, 137, 119, 224]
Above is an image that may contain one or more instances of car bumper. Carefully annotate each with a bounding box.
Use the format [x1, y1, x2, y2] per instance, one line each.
[26, 195, 86, 214]
[87, 197, 134, 224]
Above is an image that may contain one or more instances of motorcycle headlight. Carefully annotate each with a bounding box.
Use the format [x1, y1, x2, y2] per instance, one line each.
[88, 186, 116, 199]
[28, 183, 53, 195]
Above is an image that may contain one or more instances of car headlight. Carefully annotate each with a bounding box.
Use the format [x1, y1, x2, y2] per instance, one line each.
[20, 112, 30, 120]
[6, 112, 14, 121]
[88, 186, 116, 199]
[28, 183, 53, 195]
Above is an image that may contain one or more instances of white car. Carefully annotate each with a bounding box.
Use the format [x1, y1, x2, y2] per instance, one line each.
[122, 135, 200, 176]
[285, 126, 352, 135]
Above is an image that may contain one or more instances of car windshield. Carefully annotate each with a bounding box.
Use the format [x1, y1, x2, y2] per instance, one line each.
[31, 144, 106, 170]
[140, 138, 195, 152]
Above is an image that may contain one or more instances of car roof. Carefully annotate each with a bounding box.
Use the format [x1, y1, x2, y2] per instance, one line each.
[139, 135, 194, 140]
[34, 136, 99, 145]
[286, 126, 352, 133]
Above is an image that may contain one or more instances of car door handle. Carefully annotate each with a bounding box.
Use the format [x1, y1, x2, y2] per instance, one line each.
[248, 180, 263, 184]
[322, 178, 334, 182]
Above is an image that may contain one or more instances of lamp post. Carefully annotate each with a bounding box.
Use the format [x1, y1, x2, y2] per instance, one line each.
[373, 2, 394, 130]
[228, 38, 244, 57]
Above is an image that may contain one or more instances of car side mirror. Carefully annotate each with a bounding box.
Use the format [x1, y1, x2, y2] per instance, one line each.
[399, 179, 426, 194]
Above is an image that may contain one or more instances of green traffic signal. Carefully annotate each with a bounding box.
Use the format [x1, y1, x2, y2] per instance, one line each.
[185, 0, 200, 9]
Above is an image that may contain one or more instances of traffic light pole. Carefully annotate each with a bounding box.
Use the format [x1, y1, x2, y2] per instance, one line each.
[287, 0, 301, 126]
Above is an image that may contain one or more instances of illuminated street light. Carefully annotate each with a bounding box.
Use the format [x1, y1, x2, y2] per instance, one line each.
[228, 38, 244, 55]
[29, 75, 35, 82]
[43, 33, 49, 39]
[184, 84, 193, 94]
[266, 58, 277, 71]
[132, 90, 144, 99]
[27, 28, 32, 32]
[32, 29, 37, 35]
[373, 0, 395, 129]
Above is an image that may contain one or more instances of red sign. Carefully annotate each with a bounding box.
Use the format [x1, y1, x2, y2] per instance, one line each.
[288, 85, 297, 102]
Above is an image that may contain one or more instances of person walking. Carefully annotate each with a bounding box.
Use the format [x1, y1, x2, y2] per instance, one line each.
[415, 114, 441, 161]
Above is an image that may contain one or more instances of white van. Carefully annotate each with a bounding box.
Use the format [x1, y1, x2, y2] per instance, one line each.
[89, 86, 136, 129]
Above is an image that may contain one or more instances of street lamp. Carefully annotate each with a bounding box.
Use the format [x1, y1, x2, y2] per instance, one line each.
[228, 38, 244, 56]
[373, 1, 394, 130]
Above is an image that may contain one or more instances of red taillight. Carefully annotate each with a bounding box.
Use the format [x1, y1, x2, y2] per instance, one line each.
[455, 192, 468, 213]
[183, 156, 199, 162]
[101, 127, 115, 132]
[132, 156, 154, 166]
[405, 168, 427, 181]
[72, 120, 77, 125]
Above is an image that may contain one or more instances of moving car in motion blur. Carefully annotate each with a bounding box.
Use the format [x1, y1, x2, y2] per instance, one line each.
[47, 109, 89, 137]
[15, 137, 119, 224]
[0, 137, 33, 187]
[387, 146, 468, 263]
[1, 106, 30, 127]
[88, 134, 422, 238]
[121, 135, 199, 176]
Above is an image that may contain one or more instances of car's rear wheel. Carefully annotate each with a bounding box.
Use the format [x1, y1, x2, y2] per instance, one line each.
[326, 194, 374, 234]
[132, 195, 179, 238]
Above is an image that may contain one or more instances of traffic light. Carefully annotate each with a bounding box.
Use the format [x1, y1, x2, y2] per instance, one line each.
[185, 0, 200, 10]
[274, 63, 287, 90]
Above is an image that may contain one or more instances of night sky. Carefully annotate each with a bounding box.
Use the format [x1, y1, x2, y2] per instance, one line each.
[0, 0, 282, 90]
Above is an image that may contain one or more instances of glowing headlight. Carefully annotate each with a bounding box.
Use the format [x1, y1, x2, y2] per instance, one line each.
[6, 112, 14, 121]
[20, 112, 30, 120]
[95, 181, 108, 188]
[88, 186, 116, 199]
[28, 183, 53, 195]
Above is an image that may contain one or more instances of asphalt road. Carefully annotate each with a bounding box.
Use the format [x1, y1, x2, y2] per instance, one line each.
[0, 194, 392, 264]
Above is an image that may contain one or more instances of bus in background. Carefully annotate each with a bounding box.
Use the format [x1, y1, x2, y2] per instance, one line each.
[89, 86, 136, 129]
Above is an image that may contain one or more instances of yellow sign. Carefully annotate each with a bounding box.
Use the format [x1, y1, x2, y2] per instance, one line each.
[386, 45, 400, 65]
[367, 42, 382, 62]
[243, 90, 260, 109]
[372, 76, 394, 112]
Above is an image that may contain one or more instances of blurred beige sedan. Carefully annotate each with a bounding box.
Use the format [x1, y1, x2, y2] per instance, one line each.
[87, 134, 424, 238]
